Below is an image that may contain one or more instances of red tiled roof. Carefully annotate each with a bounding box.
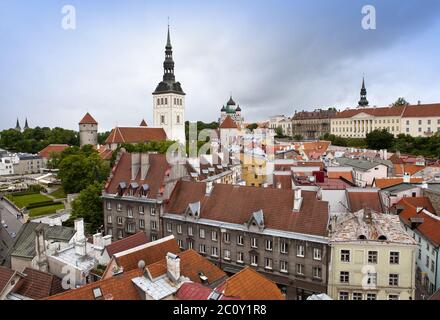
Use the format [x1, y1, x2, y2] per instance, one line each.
[327, 171, 354, 183]
[176, 282, 216, 300]
[105, 152, 170, 200]
[219, 116, 239, 129]
[0, 266, 16, 295]
[47, 269, 143, 300]
[105, 232, 149, 257]
[217, 267, 285, 300]
[38, 144, 70, 158]
[105, 127, 167, 144]
[333, 106, 406, 119]
[430, 289, 440, 300]
[402, 104, 440, 117]
[273, 174, 292, 190]
[12, 268, 65, 299]
[112, 237, 180, 273]
[347, 190, 383, 212]
[398, 197, 440, 245]
[146, 249, 226, 285]
[79, 112, 98, 125]
[374, 177, 423, 189]
[166, 181, 329, 237]
[394, 164, 425, 176]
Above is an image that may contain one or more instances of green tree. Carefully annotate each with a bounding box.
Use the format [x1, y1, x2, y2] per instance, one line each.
[366, 129, 395, 150]
[293, 134, 304, 141]
[275, 126, 285, 138]
[98, 131, 111, 145]
[69, 182, 104, 235]
[246, 123, 259, 131]
[391, 97, 410, 107]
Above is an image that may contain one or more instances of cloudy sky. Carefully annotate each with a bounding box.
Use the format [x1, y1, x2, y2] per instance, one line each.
[1, 0, 440, 132]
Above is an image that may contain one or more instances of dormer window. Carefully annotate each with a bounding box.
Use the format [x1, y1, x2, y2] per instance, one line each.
[93, 287, 103, 300]
[141, 184, 149, 197]
[117, 182, 127, 197]
[378, 235, 388, 241]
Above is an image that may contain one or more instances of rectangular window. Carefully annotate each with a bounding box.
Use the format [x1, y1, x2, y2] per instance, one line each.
[313, 248, 322, 261]
[188, 241, 194, 250]
[224, 249, 231, 260]
[177, 239, 184, 249]
[139, 219, 145, 229]
[151, 221, 157, 230]
[296, 264, 304, 275]
[166, 223, 172, 233]
[313, 267, 322, 279]
[188, 226, 193, 236]
[341, 250, 350, 262]
[265, 239, 273, 251]
[107, 215, 112, 224]
[117, 216, 123, 225]
[223, 232, 230, 243]
[237, 252, 244, 263]
[212, 230, 218, 241]
[390, 252, 400, 264]
[352, 293, 363, 300]
[199, 244, 206, 254]
[280, 241, 288, 254]
[106, 202, 112, 210]
[368, 251, 378, 264]
[127, 208, 133, 218]
[251, 237, 258, 248]
[237, 235, 244, 246]
[138, 206, 144, 214]
[366, 293, 377, 300]
[297, 245, 305, 257]
[177, 225, 182, 234]
[339, 292, 349, 300]
[367, 273, 377, 285]
[118, 230, 123, 239]
[150, 207, 156, 216]
[389, 274, 399, 286]
[264, 258, 273, 270]
[251, 254, 258, 267]
[389, 294, 399, 301]
[431, 260, 435, 273]
[199, 228, 205, 239]
[127, 223, 135, 233]
[340, 271, 349, 283]
[280, 260, 288, 273]
[117, 203, 122, 211]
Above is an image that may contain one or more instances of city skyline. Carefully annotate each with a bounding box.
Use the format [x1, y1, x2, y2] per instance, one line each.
[1, 0, 440, 131]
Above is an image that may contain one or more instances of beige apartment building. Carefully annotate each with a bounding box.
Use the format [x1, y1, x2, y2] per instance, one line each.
[330, 103, 440, 138]
[328, 208, 417, 300]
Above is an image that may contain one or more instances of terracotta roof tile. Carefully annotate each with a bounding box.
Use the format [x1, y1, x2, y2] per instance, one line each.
[47, 269, 142, 300]
[374, 177, 423, 189]
[347, 190, 383, 212]
[12, 268, 66, 299]
[146, 249, 226, 285]
[219, 116, 239, 129]
[176, 282, 216, 300]
[394, 164, 425, 176]
[79, 112, 98, 125]
[327, 171, 353, 183]
[105, 127, 167, 144]
[105, 232, 149, 257]
[218, 267, 285, 300]
[0, 266, 16, 295]
[38, 144, 70, 158]
[333, 106, 406, 119]
[398, 197, 440, 245]
[402, 104, 440, 117]
[166, 181, 329, 237]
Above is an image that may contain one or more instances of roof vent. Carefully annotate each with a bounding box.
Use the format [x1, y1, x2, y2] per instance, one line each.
[199, 272, 208, 284]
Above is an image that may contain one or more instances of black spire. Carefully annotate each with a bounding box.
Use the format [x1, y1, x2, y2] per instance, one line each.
[358, 77, 369, 107]
[24, 118, 29, 130]
[15, 118, 21, 131]
[153, 24, 185, 95]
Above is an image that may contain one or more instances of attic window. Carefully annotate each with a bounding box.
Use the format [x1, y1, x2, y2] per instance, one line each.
[378, 235, 388, 241]
[358, 235, 367, 240]
[93, 287, 103, 299]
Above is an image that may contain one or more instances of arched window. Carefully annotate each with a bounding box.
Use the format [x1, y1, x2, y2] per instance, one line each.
[164, 98, 167, 105]
[157, 98, 160, 105]
[177, 115, 180, 124]
[160, 98, 164, 105]
[160, 115, 165, 124]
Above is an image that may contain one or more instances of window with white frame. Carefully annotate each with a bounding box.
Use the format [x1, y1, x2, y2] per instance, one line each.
[177, 239, 184, 249]
[339, 292, 349, 300]
[265, 239, 273, 251]
[127, 208, 133, 218]
[223, 232, 230, 243]
[237, 235, 244, 246]
[211, 246, 219, 257]
[341, 250, 350, 262]
[224, 249, 231, 260]
[366, 293, 377, 300]
[313, 248, 322, 260]
[151, 221, 157, 230]
[367, 272, 377, 285]
[389, 274, 399, 286]
[251, 254, 258, 266]
[139, 219, 145, 229]
[368, 251, 378, 264]
[118, 230, 123, 239]
[390, 251, 399, 264]
[352, 292, 363, 300]
[117, 203, 122, 211]
[251, 237, 258, 248]
[188, 241, 194, 250]
[127, 223, 135, 233]
[280, 241, 288, 254]
[150, 207, 156, 216]
[138, 206, 144, 214]
[177, 224, 182, 234]
[199, 228, 205, 239]
[313, 267, 322, 279]
[237, 252, 244, 263]
[166, 222, 172, 233]
[151, 235, 157, 242]
[296, 264, 304, 275]
[280, 260, 288, 273]
[106, 202, 112, 210]
[388, 294, 399, 300]
[212, 230, 218, 241]
[188, 226, 193, 236]
[107, 215, 112, 224]
[117, 217, 123, 225]
[199, 244, 206, 254]
[340, 271, 349, 283]
[264, 258, 273, 270]
[297, 245, 305, 257]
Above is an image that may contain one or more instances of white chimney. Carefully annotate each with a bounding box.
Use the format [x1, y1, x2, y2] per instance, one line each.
[102, 235, 112, 247]
[293, 188, 303, 212]
[140, 153, 150, 180]
[206, 181, 214, 195]
[422, 182, 428, 189]
[403, 173, 411, 183]
[131, 152, 141, 181]
[384, 149, 388, 160]
[93, 233, 103, 247]
[166, 253, 181, 282]
[74, 219, 85, 242]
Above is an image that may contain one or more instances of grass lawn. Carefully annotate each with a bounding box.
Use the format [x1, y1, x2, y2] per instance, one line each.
[50, 187, 67, 199]
[29, 203, 65, 217]
[6, 193, 52, 209]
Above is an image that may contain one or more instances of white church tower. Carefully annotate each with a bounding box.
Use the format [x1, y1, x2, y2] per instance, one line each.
[153, 26, 186, 145]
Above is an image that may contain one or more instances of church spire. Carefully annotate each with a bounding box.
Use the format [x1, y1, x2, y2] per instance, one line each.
[15, 118, 21, 132]
[358, 77, 369, 107]
[24, 118, 29, 130]
[163, 24, 175, 83]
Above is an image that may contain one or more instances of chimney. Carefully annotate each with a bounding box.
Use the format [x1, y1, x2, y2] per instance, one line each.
[418, 100, 421, 105]
[74, 219, 85, 242]
[140, 153, 150, 180]
[293, 188, 303, 212]
[403, 173, 411, 183]
[166, 253, 181, 283]
[384, 149, 388, 160]
[421, 182, 428, 189]
[93, 233, 103, 247]
[206, 181, 214, 195]
[102, 235, 112, 247]
[131, 152, 141, 181]
[363, 207, 373, 224]
[35, 227, 48, 272]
